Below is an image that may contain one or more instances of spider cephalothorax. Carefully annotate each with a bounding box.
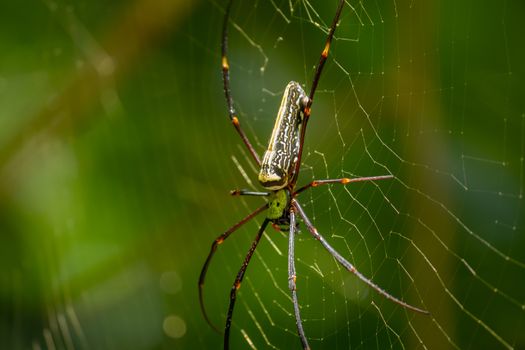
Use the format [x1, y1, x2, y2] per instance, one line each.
[266, 189, 301, 232]
[267, 189, 290, 220]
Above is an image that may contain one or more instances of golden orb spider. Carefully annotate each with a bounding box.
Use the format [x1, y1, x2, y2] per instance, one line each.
[199, 0, 429, 348]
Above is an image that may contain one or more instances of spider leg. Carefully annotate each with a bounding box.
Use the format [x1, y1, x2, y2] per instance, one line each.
[292, 0, 345, 183]
[199, 204, 268, 333]
[288, 208, 310, 350]
[224, 219, 270, 350]
[293, 175, 393, 196]
[230, 189, 271, 196]
[307, 0, 345, 104]
[221, 0, 261, 166]
[292, 200, 429, 315]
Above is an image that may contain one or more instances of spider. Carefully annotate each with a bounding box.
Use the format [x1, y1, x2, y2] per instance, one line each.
[199, 0, 429, 348]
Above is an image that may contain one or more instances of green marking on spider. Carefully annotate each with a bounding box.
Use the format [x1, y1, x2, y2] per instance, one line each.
[267, 189, 289, 220]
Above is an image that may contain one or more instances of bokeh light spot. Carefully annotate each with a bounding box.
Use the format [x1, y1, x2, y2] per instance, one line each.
[163, 315, 186, 339]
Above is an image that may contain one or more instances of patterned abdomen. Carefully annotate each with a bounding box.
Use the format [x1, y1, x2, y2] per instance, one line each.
[258, 81, 307, 190]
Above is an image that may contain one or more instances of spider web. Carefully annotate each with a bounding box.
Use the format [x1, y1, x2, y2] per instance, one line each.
[201, 0, 525, 349]
[1, 0, 523, 349]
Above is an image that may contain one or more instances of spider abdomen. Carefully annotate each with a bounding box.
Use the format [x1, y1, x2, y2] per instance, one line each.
[258, 81, 308, 190]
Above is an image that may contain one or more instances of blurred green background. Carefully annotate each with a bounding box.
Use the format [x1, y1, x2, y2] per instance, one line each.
[1, 0, 524, 349]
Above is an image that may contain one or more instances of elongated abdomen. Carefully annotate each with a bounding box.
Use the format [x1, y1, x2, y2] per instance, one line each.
[258, 81, 308, 190]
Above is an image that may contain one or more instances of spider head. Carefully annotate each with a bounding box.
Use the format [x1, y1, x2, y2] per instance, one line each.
[267, 189, 290, 220]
